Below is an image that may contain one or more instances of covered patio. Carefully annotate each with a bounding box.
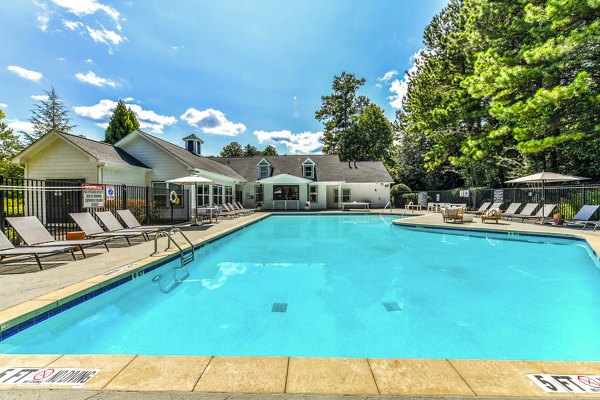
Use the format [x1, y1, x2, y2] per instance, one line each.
[257, 174, 313, 210]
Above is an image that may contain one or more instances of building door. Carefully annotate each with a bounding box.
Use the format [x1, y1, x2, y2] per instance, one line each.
[45, 179, 84, 224]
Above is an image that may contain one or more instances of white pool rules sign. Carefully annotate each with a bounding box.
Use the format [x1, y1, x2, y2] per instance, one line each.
[528, 373, 600, 393]
[0, 367, 99, 387]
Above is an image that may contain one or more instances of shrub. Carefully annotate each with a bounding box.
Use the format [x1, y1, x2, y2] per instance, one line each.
[390, 183, 412, 207]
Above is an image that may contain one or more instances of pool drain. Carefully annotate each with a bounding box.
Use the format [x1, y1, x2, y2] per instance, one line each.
[271, 303, 288, 312]
[383, 301, 402, 312]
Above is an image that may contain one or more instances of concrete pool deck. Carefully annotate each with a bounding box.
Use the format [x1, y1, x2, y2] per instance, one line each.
[2, 209, 600, 398]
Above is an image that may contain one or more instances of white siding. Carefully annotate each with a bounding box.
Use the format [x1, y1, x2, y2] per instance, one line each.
[101, 165, 147, 186]
[25, 138, 97, 182]
[119, 136, 188, 183]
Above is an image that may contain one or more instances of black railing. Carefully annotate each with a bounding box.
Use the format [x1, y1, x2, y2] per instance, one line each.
[393, 184, 600, 220]
[1, 176, 190, 245]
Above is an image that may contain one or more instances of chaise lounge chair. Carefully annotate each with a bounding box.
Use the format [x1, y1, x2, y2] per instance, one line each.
[466, 202, 490, 215]
[500, 203, 522, 219]
[95, 211, 159, 240]
[235, 201, 255, 214]
[6, 216, 109, 258]
[0, 230, 76, 270]
[229, 203, 251, 216]
[504, 203, 538, 221]
[116, 209, 174, 231]
[522, 204, 557, 224]
[563, 205, 600, 230]
[70, 212, 143, 246]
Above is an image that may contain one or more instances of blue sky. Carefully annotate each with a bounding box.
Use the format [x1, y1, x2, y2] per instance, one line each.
[0, 0, 446, 156]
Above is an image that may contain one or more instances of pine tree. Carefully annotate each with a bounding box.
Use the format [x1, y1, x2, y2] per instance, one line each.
[26, 86, 74, 144]
[0, 110, 24, 177]
[260, 145, 278, 156]
[220, 142, 244, 157]
[105, 100, 140, 144]
[243, 144, 259, 157]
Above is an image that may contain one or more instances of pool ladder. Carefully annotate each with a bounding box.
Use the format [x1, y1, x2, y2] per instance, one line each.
[152, 228, 196, 268]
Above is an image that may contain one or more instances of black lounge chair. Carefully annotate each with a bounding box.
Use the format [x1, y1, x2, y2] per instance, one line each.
[70, 212, 143, 246]
[0, 230, 76, 270]
[499, 203, 522, 219]
[6, 216, 109, 258]
[95, 211, 156, 240]
[564, 205, 600, 230]
[504, 203, 538, 221]
[116, 209, 174, 231]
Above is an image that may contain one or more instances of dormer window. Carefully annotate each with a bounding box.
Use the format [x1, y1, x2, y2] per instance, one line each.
[183, 134, 204, 156]
[257, 158, 270, 179]
[302, 158, 315, 179]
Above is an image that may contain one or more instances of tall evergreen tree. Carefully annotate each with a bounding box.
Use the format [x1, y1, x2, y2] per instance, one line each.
[0, 110, 24, 177]
[104, 99, 140, 144]
[315, 72, 370, 154]
[260, 145, 278, 156]
[26, 86, 74, 144]
[243, 144, 259, 157]
[220, 141, 244, 157]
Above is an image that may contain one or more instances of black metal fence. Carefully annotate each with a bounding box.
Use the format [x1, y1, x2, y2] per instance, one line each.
[394, 184, 600, 220]
[0, 176, 189, 244]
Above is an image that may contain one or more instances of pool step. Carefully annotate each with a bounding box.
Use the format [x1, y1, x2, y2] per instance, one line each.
[180, 253, 195, 267]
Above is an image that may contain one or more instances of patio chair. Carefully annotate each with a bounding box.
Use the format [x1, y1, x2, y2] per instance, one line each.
[504, 203, 538, 221]
[116, 209, 174, 231]
[95, 211, 158, 240]
[563, 205, 600, 230]
[441, 207, 463, 223]
[235, 201, 255, 214]
[6, 216, 109, 258]
[500, 203, 522, 219]
[214, 205, 237, 219]
[481, 208, 502, 224]
[69, 212, 143, 246]
[522, 204, 557, 224]
[0, 230, 76, 270]
[222, 204, 243, 217]
[466, 202, 491, 215]
[229, 203, 251, 216]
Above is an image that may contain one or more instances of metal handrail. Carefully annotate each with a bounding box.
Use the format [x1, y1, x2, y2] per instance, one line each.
[379, 201, 392, 216]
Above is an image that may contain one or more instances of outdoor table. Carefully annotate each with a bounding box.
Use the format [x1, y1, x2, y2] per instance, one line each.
[197, 207, 217, 224]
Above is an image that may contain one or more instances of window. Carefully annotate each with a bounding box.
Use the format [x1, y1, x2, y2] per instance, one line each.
[153, 182, 183, 208]
[186, 141, 194, 153]
[309, 185, 318, 202]
[334, 188, 351, 203]
[302, 158, 315, 179]
[257, 159, 270, 179]
[254, 185, 263, 202]
[196, 184, 210, 206]
[212, 184, 223, 205]
[225, 186, 233, 204]
[273, 185, 299, 200]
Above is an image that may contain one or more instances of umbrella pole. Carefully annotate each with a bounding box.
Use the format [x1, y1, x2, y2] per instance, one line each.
[541, 180, 545, 224]
[191, 183, 200, 226]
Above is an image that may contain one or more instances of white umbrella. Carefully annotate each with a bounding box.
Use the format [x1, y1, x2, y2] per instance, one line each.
[505, 172, 589, 219]
[166, 175, 214, 225]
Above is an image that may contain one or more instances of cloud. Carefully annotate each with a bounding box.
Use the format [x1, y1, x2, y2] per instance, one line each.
[31, 94, 49, 101]
[254, 130, 323, 154]
[7, 66, 43, 82]
[374, 83, 382, 88]
[75, 71, 118, 88]
[378, 69, 398, 82]
[7, 119, 34, 134]
[85, 58, 94, 63]
[0, 103, 7, 108]
[180, 108, 246, 136]
[51, 0, 121, 29]
[172, 45, 184, 50]
[63, 19, 83, 30]
[74, 99, 177, 134]
[85, 26, 125, 53]
[34, 1, 50, 31]
[388, 51, 425, 110]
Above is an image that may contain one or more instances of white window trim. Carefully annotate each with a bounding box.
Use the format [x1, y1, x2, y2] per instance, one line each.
[302, 158, 315, 179]
[257, 158, 271, 180]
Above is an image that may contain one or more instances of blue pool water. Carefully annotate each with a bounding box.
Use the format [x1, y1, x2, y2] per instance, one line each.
[2, 214, 600, 360]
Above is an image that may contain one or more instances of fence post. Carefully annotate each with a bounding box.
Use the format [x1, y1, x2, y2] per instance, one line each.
[145, 186, 150, 224]
[0, 175, 4, 233]
[121, 184, 127, 210]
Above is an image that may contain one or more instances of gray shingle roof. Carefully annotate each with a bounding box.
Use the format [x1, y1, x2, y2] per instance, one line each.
[56, 131, 149, 168]
[135, 130, 244, 180]
[214, 155, 393, 183]
[182, 134, 203, 143]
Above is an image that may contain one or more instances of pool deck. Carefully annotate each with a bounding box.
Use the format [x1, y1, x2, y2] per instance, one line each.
[2, 209, 600, 399]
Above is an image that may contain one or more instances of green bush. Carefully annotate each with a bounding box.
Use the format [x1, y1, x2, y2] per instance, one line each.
[401, 193, 418, 206]
[391, 183, 412, 207]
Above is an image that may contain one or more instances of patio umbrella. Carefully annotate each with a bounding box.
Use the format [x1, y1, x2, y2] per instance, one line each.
[505, 172, 589, 218]
[166, 175, 214, 225]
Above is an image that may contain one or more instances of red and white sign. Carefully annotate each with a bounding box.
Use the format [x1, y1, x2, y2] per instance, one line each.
[82, 184, 105, 208]
[0, 367, 99, 387]
[528, 374, 600, 393]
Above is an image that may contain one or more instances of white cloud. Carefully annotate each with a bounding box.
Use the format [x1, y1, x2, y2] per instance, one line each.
[388, 51, 425, 110]
[374, 83, 382, 88]
[85, 58, 94, 63]
[75, 71, 118, 88]
[254, 130, 323, 154]
[86, 26, 125, 53]
[51, 0, 121, 29]
[75, 99, 177, 134]
[378, 69, 398, 82]
[172, 45, 184, 50]
[37, 14, 50, 31]
[63, 19, 83, 30]
[180, 108, 246, 136]
[31, 95, 49, 101]
[7, 119, 34, 134]
[0, 103, 7, 108]
[7, 66, 43, 82]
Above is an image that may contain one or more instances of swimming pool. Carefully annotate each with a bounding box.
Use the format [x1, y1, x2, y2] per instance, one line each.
[2, 214, 600, 360]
